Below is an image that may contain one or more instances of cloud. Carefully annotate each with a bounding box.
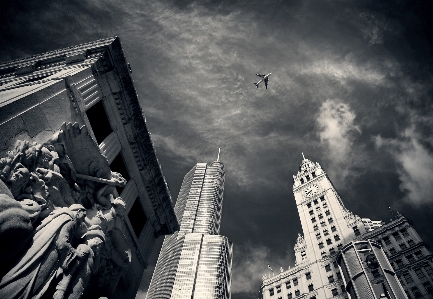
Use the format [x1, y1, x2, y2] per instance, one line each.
[135, 289, 147, 299]
[316, 100, 361, 183]
[374, 127, 433, 206]
[231, 245, 293, 294]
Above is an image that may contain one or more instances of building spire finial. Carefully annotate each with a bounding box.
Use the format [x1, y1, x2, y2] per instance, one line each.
[302, 152, 305, 160]
[217, 148, 221, 162]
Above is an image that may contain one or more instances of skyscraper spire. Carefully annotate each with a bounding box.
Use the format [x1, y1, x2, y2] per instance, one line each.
[302, 152, 305, 160]
[217, 147, 221, 162]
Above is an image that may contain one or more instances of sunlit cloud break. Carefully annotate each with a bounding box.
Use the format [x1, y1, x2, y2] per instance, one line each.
[316, 99, 361, 182]
[374, 127, 433, 206]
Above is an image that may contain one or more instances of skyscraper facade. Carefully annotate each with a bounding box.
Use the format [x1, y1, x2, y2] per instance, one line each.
[146, 161, 233, 299]
[260, 156, 433, 299]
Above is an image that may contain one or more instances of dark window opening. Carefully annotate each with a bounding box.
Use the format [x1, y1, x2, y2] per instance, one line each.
[328, 275, 334, 283]
[306, 175, 310, 181]
[295, 290, 300, 296]
[293, 278, 298, 286]
[300, 178, 304, 184]
[306, 272, 311, 280]
[325, 264, 331, 272]
[110, 153, 130, 194]
[331, 288, 338, 296]
[353, 226, 360, 236]
[86, 100, 113, 144]
[308, 284, 314, 292]
[128, 198, 147, 238]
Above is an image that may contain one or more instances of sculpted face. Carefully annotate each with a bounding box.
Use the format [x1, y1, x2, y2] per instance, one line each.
[75, 209, 87, 222]
[9, 165, 30, 197]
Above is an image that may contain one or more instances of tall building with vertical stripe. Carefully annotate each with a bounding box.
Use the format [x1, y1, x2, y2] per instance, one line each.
[146, 161, 233, 299]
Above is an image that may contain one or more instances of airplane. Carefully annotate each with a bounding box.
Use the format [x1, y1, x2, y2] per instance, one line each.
[254, 73, 272, 89]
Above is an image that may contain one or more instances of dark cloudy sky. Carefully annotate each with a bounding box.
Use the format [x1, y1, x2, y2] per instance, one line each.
[2, 0, 433, 298]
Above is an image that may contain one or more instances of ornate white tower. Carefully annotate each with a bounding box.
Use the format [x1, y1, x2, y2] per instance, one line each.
[261, 156, 366, 299]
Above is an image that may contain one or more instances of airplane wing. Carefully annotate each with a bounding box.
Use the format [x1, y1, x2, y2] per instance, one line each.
[254, 79, 263, 88]
[256, 73, 265, 78]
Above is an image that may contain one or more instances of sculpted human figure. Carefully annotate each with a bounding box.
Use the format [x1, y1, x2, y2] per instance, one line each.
[0, 204, 87, 299]
[53, 226, 106, 299]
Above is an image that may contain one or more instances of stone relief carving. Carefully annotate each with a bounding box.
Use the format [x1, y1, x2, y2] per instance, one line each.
[0, 122, 130, 299]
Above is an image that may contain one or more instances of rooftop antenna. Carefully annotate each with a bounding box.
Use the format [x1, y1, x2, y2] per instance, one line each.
[302, 152, 305, 160]
[217, 148, 221, 162]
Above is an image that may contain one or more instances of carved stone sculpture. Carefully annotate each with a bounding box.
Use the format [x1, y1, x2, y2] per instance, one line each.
[0, 122, 131, 299]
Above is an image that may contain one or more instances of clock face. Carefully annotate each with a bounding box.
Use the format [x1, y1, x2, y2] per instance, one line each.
[304, 185, 319, 197]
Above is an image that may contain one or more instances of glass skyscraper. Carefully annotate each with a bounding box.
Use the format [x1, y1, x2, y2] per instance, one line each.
[146, 161, 233, 299]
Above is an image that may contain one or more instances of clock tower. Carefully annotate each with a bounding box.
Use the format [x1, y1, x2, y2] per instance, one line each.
[292, 155, 365, 263]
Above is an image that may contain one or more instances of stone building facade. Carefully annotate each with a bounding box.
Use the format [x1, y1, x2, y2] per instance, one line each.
[0, 37, 178, 298]
[260, 156, 432, 299]
[146, 161, 233, 299]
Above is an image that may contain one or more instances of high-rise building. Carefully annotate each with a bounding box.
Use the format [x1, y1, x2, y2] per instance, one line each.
[146, 161, 233, 299]
[260, 156, 433, 299]
[0, 37, 178, 298]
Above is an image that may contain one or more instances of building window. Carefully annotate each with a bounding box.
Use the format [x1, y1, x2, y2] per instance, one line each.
[400, 243, 407, 250]
[423, 282, 433, 294]
[286, 281, 291, 289]
[128, 198, 148, 238]
[320, 196, 325, 201]
[328, 275, 334, 283]
[295, 290, 300, 296]
[325, 210, 330, 216]
[318, 213, 323, 219]
[425, 264, 433, 276]
[411, 286, 422, 298]
[337, 243, 342, 249]
[86, 100, 113, 144]
[331, 226, 337, 232]
[310, 297, 316, 299]
[269, 288, 274, 296]
[408, 239, 415, 247]
[326, 238, 332, 245]
[321, 221, 326, 227]
[301, 251, 306, 258]
[314, 225, 319, 231]
[372, 269, 380, 278]
[406, 254, 415, 263]
[323, 203, 328, 208]
[415, 268, 425, 280]
[110, 153, 131, 194]
[334, 235, 340, 241]
[383, 236, 391, 245]
[352, 226, 360, 236]
[312, 172, 317, 178]
[414, 251, 423, 259]
[333, 261, 338, 268]
[329, 248, 335, 255]
[306, 272, 311, 280]
[308, 284, 314, 292]
[321, 251, 327, 257]
[309, 210, 314, 215]
[316, 232, 321, 240]
[395, 259, 403, 268]
[331, 288, 338, 296]
[337, 272, 342, 280]
[392, 232, 402, 241]
[287, 293, 292, 299]
[313, 199, 318, 205]
[307, 202, 311, 208]
[389, 247, 396, 255]
[311, 217, 316, 223]
[319, 242, 324, 249]
[325, 264, 331, 272]
[401, 228, 409, 237]
[293, 278, 298, 286]
[300, 178, 304, 184]
[276, 285, 281, 293]
[323, 229, 329, 236]
[403, 272, 414, 284]
[306, 175, 310, 181]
